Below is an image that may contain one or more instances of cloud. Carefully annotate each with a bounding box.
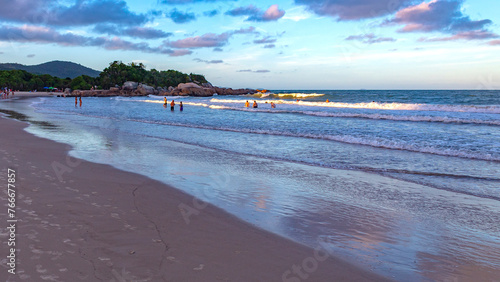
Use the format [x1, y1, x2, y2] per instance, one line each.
[27, 54, 35, 58]
[0, 24, 191, 56]
[294, 0, 414, 21]
[387, 0, 493, 34]
[213, 47, 223, 51]
[233, 26, 259, 34]
[167, 27, 258, 49]
[237, 69, 270, 73]
[204, 10, 219, 17]
[162, 0, 235, 3]
[124, 27, 173, 39]
[167, 32, 231, 48]
[345, 33, 396, 44]
[260, 5, 286, 21]
[94, 24, 172, 39]
[168, 9, 196, 24]
[489, 40, 500, 46]
[226, 5, 261, 17]
[419, 30, 499, 42]
[0, 0, 147, 27]
[226, 4, 285, 22]
[264, 44, 276, 48]
[254, 37, 277, 44]
[194, 58, 224, 64]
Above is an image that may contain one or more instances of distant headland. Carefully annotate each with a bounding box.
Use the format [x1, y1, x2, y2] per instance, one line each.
[0, 60, 256, 97]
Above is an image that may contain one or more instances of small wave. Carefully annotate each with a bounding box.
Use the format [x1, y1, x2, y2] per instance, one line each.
[244, 93, 325, 99]
[205, 104, 500, 125]
[111, 116, 499, 162]
[210, 98, 500, 114]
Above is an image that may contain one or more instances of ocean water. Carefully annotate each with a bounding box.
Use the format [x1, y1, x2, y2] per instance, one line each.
[1, 90, 499, 281]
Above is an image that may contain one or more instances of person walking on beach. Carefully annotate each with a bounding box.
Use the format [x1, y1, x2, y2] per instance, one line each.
[170, 100, 175, 111]
[245, 100, 249, 107]
[253, 101, 258, 108]
[180, 101, 183, 111]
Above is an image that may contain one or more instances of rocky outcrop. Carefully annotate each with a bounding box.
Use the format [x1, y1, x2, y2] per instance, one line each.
[137, 83, 155, 95]
[122, 81, 138, 91]
[68, 81, 258, 97]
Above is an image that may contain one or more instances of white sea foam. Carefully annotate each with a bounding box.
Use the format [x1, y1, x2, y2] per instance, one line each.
[245, 93, 325, 99]
[210, 98, 500, 114]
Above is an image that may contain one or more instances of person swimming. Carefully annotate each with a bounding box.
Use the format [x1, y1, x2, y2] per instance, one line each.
[253, 101, 258, 108]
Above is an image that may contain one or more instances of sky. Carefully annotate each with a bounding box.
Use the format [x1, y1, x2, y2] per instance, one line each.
[0, 0, 499, 90]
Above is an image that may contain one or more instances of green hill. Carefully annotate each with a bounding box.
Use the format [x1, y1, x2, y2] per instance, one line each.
[0, 60, 100, 79]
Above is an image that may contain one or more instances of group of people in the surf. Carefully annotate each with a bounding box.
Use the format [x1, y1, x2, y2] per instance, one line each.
[245, 100, 276, 109]
[164, 97, 183, 111]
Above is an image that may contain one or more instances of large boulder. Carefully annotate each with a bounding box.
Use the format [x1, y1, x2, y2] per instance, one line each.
[123, 81, 138, 91]
[137, 83, 155, 95]
[178, 82, 202, 90]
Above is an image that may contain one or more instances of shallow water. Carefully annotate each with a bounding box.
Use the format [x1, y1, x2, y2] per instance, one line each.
[1, 90, 499, 281]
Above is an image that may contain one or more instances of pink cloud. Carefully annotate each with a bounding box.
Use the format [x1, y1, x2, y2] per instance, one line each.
[262, 5, 285, 21]
[167, 32, 231, 48]
[388, 0, 493, 34]
[489, 40, 500, 46]
[419, 30, 499, 42]
[0, 24, 190, 56]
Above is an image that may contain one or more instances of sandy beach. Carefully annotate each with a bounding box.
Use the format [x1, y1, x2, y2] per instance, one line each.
[0, 115, 387, 281]
[3, 91, 57, 98]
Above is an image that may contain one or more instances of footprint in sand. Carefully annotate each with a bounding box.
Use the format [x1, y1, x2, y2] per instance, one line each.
[65, 186, 79, 192]
[193, 264, 204, 271]
[36, 264, 47, 273]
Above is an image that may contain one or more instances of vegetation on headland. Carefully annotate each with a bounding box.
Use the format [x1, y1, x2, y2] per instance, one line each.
[0, 61, 208, 92]
[0, 61, 100, 79]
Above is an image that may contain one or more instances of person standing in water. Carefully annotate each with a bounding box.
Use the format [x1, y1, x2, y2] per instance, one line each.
[271, 102, 276, 108]
[180, 101, 183, 111]
[245, 100, 250, 107]
[170, 100, 175, 111]
[75, 96, 78, 106]
[253, 101, 258, 108]
[79, 96, 82, 107]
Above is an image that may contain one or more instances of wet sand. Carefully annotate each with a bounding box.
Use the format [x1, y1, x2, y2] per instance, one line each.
[0, 116, 387, 281]
[3, 91, 57, 97]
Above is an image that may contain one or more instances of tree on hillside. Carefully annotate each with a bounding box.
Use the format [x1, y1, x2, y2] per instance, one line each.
[70, 76, 92, 90]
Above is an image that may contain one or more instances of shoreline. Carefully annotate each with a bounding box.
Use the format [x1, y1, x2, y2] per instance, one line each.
[0, 115, 388, 281]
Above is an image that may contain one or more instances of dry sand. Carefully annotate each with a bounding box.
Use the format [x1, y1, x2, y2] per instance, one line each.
[0, 116, 388, 281]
